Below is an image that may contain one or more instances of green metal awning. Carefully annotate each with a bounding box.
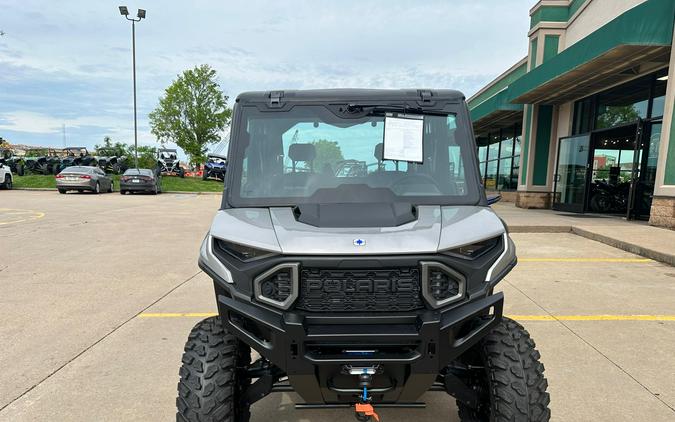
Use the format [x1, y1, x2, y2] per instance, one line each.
[508, 0, 675, 105]
[471, 89, 523, 136]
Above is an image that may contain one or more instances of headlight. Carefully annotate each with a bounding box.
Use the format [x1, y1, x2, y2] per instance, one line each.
[441, 236, 501, 259]
[254, 263, 299, 310]
[215, 238, 276, 262]
[420, 261, 465, 309]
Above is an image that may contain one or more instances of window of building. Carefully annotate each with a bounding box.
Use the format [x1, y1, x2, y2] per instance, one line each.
[572, 97, 593, 135]
[475, 123, 521, 191]
[595, 78, 650, 129]
[651, 69, 667, 119]
[572, 69, 666, 134]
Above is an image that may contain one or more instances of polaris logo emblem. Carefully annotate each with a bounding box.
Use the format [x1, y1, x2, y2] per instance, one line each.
[353, 239, 366, 246]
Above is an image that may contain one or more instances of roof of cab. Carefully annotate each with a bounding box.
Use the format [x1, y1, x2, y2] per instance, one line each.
[235, 89, 466, 104]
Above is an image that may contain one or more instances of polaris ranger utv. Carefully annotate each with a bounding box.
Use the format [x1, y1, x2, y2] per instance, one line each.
[179, 89, 550, 422]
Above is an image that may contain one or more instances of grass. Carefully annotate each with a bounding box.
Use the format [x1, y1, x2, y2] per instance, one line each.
[12, 174, 223, 192]
[13, 174, 59, 189]
[161, 176, 223, 192]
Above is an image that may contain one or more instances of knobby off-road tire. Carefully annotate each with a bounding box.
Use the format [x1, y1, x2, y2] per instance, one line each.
[177, 316, 252, 422]
[458, 317, 550, 422]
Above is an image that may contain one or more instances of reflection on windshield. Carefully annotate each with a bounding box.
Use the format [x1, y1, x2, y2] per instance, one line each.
[233, 106, 477, 206]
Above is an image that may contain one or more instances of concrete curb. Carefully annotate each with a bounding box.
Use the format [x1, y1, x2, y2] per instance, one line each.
[13, 187, 53, 191]
[570, 226, 675, 267]
[13, 188, 221, 195]
[511, 224, 675, 266]
[509, 225, 572, 233]
[163, 191, 221, 195]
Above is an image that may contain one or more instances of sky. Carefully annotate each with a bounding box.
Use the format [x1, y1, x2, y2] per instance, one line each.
[0, 0, 532, 155]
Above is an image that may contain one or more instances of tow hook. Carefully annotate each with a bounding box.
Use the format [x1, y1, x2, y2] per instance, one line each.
[355, 402, 380, 422]
[344, 366, 382, 422]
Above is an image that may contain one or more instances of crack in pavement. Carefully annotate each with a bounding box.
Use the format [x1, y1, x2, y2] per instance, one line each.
[0, 270, 203, 413]
[504, 278, 675, 414]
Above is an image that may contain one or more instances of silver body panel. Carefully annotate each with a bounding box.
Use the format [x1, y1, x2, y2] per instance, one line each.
[208, 205, 506, 255]
[270, 206, 443, 255]
[209, 208, 282, 253]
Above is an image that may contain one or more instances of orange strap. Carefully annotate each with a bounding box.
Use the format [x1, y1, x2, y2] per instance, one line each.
[355, 403, 380, 421]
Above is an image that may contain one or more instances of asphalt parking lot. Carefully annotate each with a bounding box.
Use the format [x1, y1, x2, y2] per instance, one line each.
[1, 191, 675, 421]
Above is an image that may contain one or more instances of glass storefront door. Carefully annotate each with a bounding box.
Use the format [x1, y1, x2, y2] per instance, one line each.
[553, 134, 591, 212]
[629, 121, 662, 219]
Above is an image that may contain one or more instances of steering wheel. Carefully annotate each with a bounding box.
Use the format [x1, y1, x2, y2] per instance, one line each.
[389, 174, 443, 195]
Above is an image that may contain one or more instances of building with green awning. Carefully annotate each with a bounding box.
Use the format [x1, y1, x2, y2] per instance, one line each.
[469, 0, 675, 229]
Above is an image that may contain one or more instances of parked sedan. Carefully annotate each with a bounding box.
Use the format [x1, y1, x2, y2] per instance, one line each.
[119, 168, 161, 194]
[56, 166, 113, 194]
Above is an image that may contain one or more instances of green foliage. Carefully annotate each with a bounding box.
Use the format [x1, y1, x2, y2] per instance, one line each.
[24, 148, 50, 157]
[596, 105, 640, 130]
[149, 64, 231, 165]
[95, 136, 128, 157]
[13, 174, 222, 192]
[127, 145, 158, 169]
[311, 139, 344, 173]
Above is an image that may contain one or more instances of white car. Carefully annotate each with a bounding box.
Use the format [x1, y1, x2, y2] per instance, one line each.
[0, 162, 13, 190]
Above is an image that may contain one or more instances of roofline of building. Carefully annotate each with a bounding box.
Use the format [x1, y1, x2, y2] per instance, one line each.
[467, 57, 528, 106]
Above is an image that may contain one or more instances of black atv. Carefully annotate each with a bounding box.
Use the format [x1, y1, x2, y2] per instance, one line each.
[0, 148, 24, 176]
[95, 147, 129, 174]
[157, 148, 184, 178]
[202, 153, 227, 181]
[23, 148, 61, 175]
[60, 147, 97, 171]
[178, 89, 551, 422]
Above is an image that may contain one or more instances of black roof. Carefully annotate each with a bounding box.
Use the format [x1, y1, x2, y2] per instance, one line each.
[236, 89, 465, 105]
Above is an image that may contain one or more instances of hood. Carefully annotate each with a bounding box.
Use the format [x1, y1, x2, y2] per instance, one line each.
[209, 206, 505, 256]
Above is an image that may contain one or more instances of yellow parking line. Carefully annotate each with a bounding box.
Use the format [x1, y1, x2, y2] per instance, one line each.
[0, 208, 45, 226]
[137, 313, 675, 321]
[511, 315, 675, 321]
[519, 258, 652, 263]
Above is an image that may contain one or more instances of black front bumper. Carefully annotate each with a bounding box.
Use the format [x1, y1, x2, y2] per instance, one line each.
[216, 290, 503, 404]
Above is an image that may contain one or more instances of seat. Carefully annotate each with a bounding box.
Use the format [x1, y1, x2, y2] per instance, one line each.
[284, 143, 317, 192]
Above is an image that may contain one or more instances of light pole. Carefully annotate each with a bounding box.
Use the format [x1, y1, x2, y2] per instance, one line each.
[118, 6, 146, 169]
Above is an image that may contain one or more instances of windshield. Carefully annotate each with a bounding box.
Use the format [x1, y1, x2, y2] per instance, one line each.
[229, 105, 480, 206]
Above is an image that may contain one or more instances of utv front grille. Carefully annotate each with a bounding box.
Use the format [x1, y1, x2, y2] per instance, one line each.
[295, 267, 424, 312]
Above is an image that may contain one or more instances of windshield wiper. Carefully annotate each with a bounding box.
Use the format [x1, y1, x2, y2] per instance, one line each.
[343, 103, 446, 116]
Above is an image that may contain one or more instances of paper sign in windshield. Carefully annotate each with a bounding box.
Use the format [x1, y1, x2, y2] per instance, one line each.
[383, 116, 424, 163]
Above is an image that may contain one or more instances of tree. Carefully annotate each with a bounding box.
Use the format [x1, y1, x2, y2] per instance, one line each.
[95, 136, 128, 157]
[596, 105, 640, 129]
[312, 139, 344, 172]
[149, 64, 230, 165]
[127, 145, 158, 169]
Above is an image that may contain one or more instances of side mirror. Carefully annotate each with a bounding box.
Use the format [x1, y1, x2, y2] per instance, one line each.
[487, 194, 502, 206]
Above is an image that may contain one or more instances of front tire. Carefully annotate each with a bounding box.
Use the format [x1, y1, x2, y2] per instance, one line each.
[457, 317, 550, 422]
[177, 316, 252, 422]
[1, 175, 11, 190]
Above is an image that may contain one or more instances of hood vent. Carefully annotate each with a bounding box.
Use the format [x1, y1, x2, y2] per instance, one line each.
[294, 202, 417, 228]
